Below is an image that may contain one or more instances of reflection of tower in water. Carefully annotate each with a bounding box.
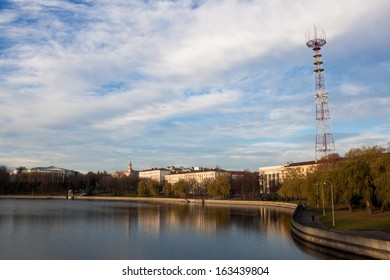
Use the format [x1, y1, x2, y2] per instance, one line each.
[306, 26, 335, 159]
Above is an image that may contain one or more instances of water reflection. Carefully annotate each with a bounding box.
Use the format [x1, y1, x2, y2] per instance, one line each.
[0, 199, 339, 259]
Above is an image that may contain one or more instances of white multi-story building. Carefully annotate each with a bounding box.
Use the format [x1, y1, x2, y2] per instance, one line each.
[258, 165, 284, 194]
[259, 161, 317, 194]
[165, 170, 228, 185]
[138, 169, 171, 184]
[11, 166, 78, 183]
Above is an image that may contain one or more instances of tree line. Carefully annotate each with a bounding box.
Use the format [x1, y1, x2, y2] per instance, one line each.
[0, 167, 260, 200]
[0, 169, 138, 196]
[138, 172, 260, 199]
[278, 145, 390, 213]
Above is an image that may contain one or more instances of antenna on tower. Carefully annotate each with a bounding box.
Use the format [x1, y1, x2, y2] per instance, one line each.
[306, 26, 335, 160]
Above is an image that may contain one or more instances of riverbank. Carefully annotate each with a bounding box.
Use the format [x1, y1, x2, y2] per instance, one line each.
[291, 206, 390, 259]
[0, 194, 297, 209]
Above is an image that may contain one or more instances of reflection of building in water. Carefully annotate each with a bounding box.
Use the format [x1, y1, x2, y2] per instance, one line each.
[160, 205, 218, 233]
[123, 207, 133, 235]
[259, 207, 293, 243]
[187, 205, 217, 232]
[133, 203, 294, 240]
[259, 161, 317, 194]
[137, 206, 161, 235]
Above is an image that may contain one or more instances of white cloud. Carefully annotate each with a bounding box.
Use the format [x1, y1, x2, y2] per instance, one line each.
[339, 82, 368, 96]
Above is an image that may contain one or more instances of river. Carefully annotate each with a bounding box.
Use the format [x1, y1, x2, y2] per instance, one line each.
[0, 198, 341, 259]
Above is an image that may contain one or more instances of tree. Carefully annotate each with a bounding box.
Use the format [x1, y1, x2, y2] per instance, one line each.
[162, 181, 173, 197]
[137, 179, 149, 196]
[372, 154, 390, 211]
[342, 146, 385, 213]
[345, 145, 384, 159]
[0, 166, 9, 194]
[147, 179, 159, 196]
[316, 153, 341, 171]
[207, 174, 231, 199]
[340, 159, 373, 213]
[230, 172, 260, 199]
[85, 172, 97, 196]
[137, 179, 159, 196]
[172, 179, 190, 198]
[278, 169, 306, 202]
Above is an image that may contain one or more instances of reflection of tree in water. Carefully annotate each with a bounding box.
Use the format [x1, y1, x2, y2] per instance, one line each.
[134, 203, 294, 236]
[227, 207, 293, 238]
[158, 204, 232, 232]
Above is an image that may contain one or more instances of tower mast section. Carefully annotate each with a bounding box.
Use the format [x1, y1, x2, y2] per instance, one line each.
[306, 26, 335, 159]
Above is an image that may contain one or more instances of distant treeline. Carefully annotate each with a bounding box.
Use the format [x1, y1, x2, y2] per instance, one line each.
[0, 167, 260, 200]
[0, 169, 138, 196]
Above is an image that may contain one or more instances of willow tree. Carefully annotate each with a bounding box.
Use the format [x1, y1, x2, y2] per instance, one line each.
[137, 179, 159, 196]
[340, 159, 373, 213]
[172, 179, 190, 198]
[137, 179, 149, 196]
[277, 169, 306, 202]
[162, 181, 173, 197]
[342, 146, 385, 213]
[372, 154, 390, 211]
[207, 174, 231, 199]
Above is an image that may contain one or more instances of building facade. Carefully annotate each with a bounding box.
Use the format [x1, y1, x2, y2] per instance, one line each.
[11, 166, 78, 183]
[164, 170, 228, 185]
[138, 169, 171, 184]
[259, 161, 317, 194]
[258, 165, 285, 194]
[112, 161, 137, 177]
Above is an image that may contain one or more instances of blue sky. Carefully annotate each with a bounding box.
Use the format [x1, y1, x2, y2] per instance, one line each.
[0, 0, 389, 173]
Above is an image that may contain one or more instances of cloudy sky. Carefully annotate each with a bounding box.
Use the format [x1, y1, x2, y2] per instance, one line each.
[0, 0, 389, 173]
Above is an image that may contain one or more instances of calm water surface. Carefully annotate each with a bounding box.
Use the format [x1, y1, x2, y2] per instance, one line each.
[0, 199, 336, 260]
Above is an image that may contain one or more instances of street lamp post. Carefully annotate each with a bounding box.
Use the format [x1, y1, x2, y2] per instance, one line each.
[324, 180, 335, 227]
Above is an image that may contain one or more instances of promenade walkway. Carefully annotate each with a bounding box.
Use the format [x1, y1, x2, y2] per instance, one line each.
[294, 206, 390, 241]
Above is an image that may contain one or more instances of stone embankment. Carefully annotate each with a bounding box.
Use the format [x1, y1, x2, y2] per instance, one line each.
[291, 206, 390, 260]
[76, 196, 298, 209]
[0, 195, 297, 209]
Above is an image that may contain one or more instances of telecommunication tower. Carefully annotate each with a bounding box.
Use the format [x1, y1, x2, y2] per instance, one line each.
[306, 26, 335, 159]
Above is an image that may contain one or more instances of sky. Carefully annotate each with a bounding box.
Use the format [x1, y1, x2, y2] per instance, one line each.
[0, 0, 389, 173]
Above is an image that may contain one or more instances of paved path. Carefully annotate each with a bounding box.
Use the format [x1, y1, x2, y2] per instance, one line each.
[294, 205, 327, 229]
[295, 206, 390, 241]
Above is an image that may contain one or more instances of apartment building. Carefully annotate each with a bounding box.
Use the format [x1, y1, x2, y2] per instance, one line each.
[138, 168, 171, 184]
[259, 160, 317, 194]
[11, 166, 79, 183]
[165, 169, 228, 185]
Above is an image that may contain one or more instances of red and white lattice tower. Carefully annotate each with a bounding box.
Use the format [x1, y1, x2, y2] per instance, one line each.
[306, 26, 335, 159]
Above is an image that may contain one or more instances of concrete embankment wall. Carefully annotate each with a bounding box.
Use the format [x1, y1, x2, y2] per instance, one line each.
[76, 196, 298, 209]
[0, 195, 67, 200]
[291, 208, 390, 260]
[0, 195, 297, 210]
